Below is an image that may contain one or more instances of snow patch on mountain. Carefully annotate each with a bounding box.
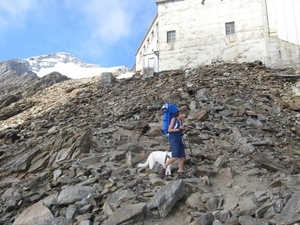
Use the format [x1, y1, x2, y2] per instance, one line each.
[25, 52, 134, 79]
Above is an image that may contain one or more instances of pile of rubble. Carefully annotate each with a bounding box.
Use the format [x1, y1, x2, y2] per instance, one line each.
[0, 62, 300, 225]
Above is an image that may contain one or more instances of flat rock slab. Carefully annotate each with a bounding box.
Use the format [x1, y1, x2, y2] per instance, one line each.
[57, 186, 97, 205]
[13, 201, 54, 225]
[147, 179, 185, 217]
[277, 192, 300, 224]
[102, 203, 147, 225]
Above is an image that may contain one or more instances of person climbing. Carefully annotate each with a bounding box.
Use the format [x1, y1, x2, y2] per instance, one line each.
[159, 109, 188, 179]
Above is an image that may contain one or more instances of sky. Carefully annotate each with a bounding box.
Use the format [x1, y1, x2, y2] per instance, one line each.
[0, 0, 157, 68]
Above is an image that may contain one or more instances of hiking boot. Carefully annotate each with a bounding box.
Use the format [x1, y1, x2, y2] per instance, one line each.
[177, 171, 189, 179]
[159, 167, 166, 179]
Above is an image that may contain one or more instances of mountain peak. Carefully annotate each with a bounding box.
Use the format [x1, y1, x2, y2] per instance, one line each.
[26, 52, 101, 75]
[28, 52, 89, 65]
[0, 52, 133, 79]
[19, 52, 131, 79]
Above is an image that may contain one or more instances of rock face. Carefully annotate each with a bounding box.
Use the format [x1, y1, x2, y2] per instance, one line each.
[0, 60, 38, 99]
[0, 71, 69, 121]
[0, 62, 300, 225]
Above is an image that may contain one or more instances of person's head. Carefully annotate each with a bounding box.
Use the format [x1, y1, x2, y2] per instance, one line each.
[176, 109, 187, 119]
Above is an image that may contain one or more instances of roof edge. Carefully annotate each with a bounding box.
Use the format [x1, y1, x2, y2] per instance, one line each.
[135, 13, 158, 56]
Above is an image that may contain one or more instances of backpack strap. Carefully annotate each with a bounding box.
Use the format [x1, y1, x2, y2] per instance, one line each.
[172, 117, 181, 129]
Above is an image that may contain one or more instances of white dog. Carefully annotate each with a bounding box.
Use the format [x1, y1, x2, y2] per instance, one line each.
[138, 151, 172, 176]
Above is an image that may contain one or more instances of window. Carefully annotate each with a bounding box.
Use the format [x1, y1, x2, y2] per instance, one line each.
[225, 22, 235, 35]
[167, 31, 176, 43]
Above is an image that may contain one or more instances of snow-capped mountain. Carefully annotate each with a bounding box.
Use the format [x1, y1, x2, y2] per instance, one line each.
[24, 52, 134, 79]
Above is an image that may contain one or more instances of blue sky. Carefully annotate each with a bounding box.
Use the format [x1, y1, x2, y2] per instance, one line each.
[0, 0, 157, 68]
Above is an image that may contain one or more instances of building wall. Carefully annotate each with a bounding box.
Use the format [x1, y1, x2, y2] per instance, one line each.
[135, 0, 300, 72]
[266, 0, 300, 46]
[264, 0, 300, 69]
[156, 0, 267, 71]
[265, 38, 300, 69]
[135, 15, 159, 73]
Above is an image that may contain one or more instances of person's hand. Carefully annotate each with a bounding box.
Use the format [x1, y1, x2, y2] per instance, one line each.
[179, 126, 186, 131]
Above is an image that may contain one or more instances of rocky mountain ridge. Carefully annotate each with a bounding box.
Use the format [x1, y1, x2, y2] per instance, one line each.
[0, 53, 131, 79]
[27, 52, 98, 71]
[0, 62, 300, 225]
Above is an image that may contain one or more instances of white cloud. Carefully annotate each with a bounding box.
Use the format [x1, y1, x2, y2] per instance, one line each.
[0, 0, 37, 31]
[0, 0, 157, 66]
[0, 0, 156, 41]
[65, 0, 156, 42]
[92, 7, 130, 43]
[63, 0, 157, 64]
[63, 0, 137, 44]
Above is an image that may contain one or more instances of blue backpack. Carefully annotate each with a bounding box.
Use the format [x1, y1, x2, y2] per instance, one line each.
[161, 103, 179, 137]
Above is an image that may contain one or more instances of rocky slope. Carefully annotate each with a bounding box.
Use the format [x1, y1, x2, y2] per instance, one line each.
[0, 62, 300, 225]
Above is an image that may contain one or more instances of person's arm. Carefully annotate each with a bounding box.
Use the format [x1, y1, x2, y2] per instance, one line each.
[168, 118, 180, 133]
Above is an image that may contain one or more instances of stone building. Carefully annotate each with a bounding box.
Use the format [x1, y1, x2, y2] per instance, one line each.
[135, 0, 300, 73]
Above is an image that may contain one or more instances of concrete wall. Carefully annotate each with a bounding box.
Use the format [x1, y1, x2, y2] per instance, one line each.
[265, 38, 300, 69]
[264, 0, 300, 69]
[156, 0, 267, 71]
[136, 15, 159, 73]
[266, 0, 300, 46]
[135, 0, 300, 72]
